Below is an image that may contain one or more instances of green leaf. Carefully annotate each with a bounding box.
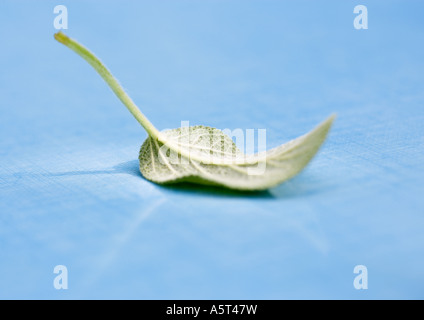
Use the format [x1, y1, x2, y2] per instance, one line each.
[139, 115, 334, 190]
[55, 32, 335, 191]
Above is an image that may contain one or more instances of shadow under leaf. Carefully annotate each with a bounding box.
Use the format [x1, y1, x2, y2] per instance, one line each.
[46, 160, 141, 178]
[44, 159, 331, 199]
[157, 181, 274, 199]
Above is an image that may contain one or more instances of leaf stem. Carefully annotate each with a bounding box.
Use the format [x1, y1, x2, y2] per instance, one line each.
[54, 32, 161, 140]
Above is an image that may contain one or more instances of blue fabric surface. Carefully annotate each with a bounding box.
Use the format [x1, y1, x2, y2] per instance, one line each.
[0, 0, 423, 299]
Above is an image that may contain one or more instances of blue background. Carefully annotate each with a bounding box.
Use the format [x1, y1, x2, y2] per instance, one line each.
[0, 0, 423, 299]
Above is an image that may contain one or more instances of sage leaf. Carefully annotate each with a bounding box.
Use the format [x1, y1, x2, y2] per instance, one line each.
[55, 32, 335, 191]
[139, 117, 334, 190]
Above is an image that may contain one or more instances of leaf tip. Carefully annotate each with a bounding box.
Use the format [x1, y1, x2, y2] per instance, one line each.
[318, 113, 337, 136]
[328, 113, 337, 123]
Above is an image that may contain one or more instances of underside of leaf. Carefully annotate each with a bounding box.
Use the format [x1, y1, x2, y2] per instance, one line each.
[139, 115, 335, 191]
[53, 32, 335, 191]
